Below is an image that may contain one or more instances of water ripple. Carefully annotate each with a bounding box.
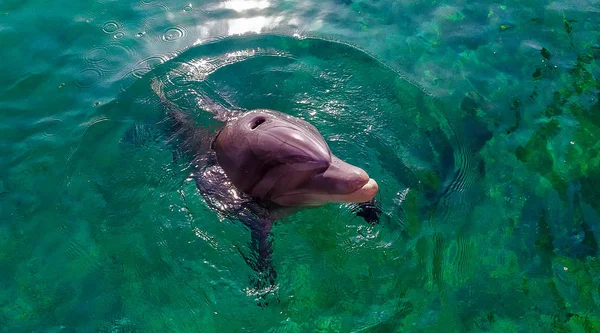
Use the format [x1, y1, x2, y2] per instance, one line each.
[85, 46, 108, 64]
[37, 117, 64, 137]
[74, 68, 102, 88]
[130, 54, 172, 79]
[84, 43, 137, 72]
[102, 21, 120, 34]
[104, 35, 476, 326]
[160, 26, 186, 42]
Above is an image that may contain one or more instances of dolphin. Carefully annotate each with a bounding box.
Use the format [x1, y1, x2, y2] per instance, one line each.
[146, 79, 380, 301]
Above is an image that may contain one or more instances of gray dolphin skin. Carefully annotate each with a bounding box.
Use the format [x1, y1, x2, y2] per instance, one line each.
[213, 109, 379, 207]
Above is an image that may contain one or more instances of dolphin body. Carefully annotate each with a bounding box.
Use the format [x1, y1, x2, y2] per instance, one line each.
[146, 79, 380, 299]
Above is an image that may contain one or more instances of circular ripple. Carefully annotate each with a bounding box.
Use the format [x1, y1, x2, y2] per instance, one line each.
[87, 43, 136, 72]
[39, 118, 64, 136]
[102, 21, 120, 33]
[114, 31, 125, 39]
[113, 34, 475, 251]
[130, 55, 170, 78]
[85, 46, 108, 64]
[183, 4, 193, 12]
[161, 26, 185, 42]
[74, 68, 102, 88]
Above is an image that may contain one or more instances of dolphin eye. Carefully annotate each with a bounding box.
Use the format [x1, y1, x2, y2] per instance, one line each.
[249, 116, 266, 130]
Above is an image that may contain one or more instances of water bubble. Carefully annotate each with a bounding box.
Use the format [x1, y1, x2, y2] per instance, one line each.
[161, 26, 185, 42]
[136, 32, 146, 38]
[114, 31, 125, 39]
[58, 83, 65, 89]
[74, 68, 102, 88]
[94, 101, 101, 107]
[183, 4, 193, 12]
[102, 21, 120, 33]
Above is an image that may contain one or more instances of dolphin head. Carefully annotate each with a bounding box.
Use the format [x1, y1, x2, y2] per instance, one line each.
[212, 110, 378, 207]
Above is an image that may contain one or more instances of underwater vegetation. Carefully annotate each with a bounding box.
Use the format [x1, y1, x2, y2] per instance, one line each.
[452, 16, 600, 333]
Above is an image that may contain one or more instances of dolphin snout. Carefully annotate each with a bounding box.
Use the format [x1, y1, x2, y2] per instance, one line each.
[323, 155, 371, 194]
[346, 167, 370, 192]
[324, 156, 378, 203]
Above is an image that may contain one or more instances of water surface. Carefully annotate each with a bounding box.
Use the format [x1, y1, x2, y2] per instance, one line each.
[1, 0, 599, 332]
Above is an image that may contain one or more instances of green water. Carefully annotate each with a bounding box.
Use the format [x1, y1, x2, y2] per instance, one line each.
[1, 0, 600, 332]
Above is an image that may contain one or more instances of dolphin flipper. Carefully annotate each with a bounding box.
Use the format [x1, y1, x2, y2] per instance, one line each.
[191, 168, 280, 305]
[235, 215, 279, 307]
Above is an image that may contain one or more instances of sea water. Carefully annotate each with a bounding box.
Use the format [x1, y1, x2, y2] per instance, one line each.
[1, 0, 599, 332]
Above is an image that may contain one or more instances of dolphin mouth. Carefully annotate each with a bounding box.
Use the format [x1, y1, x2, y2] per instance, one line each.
[271, 178, 379, 207]
[341, 177, 379, 202]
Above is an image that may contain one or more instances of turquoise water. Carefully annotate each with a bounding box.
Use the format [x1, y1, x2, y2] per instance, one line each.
[1, 0, 600, 332]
